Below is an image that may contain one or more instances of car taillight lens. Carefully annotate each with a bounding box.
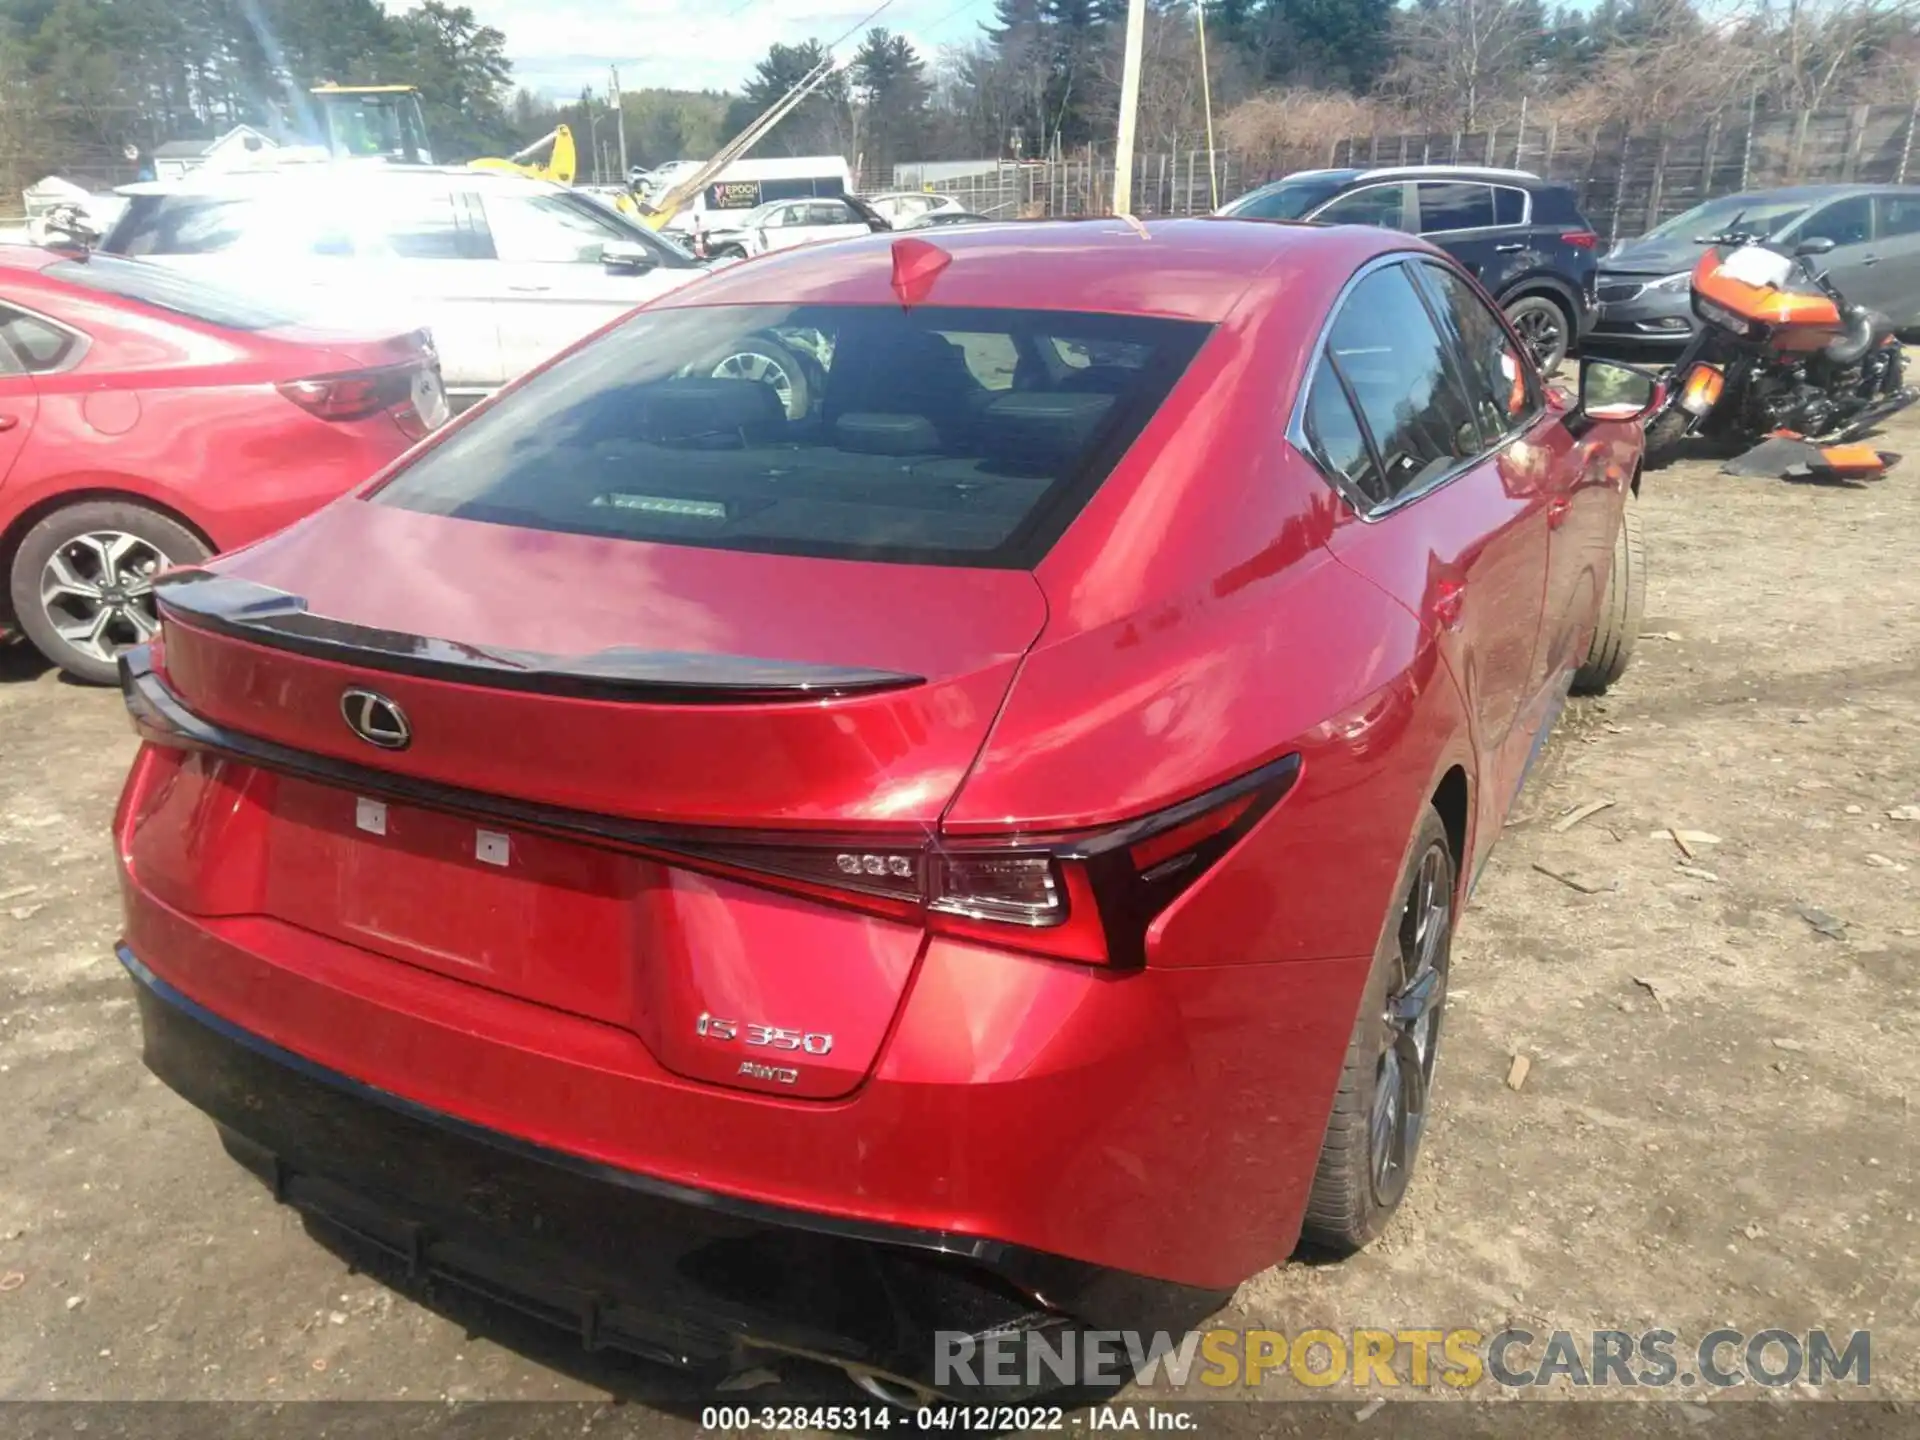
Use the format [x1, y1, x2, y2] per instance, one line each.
[277, 360, 446, 437]
[120, 641, 1299, 967]
[1561, 230, 1597, 249]
[682, 756, 1300, 967]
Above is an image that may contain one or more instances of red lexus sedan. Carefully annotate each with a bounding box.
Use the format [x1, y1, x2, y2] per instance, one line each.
[0, 245, 444, 683]
[112, 221, 1652, 1398]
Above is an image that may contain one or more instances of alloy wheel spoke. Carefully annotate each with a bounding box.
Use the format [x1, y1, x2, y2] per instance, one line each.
[124, 603, 160, 640]
[41, 551, 101, 603]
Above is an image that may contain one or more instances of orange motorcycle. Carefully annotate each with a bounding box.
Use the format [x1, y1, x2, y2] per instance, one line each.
[1644, 229, 1913, 464]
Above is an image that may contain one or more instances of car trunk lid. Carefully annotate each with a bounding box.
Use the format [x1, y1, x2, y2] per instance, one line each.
[133, 500, 1046, 1098]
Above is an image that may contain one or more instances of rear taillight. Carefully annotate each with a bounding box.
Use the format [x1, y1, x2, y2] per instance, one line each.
[122, 637, 1298, 968]
[277, 359, 445, 438]
[1561, 230, 1598, 249]
[671, 755, 1301, 966]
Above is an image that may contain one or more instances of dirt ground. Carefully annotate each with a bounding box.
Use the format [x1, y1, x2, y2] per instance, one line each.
[0, 415, 1915, 1433]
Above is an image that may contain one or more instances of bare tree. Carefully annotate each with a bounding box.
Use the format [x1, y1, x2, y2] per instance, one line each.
[1380, 0, 1548, 130]
[1765, 0, 1920, 112]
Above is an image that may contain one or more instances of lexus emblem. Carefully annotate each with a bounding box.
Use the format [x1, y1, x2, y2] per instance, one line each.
[340, 688, 412, 750]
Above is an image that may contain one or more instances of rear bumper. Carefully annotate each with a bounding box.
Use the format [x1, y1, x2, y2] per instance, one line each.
[124, 944, 1228, 1396]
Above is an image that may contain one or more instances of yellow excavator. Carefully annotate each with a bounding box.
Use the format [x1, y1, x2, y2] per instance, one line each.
[309, 84, 434, 163]
[471, 125, 578, 186]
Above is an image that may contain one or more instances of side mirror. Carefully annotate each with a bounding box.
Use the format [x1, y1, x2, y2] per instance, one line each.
[1575, 356, 1664, 425]
[1795, 236, 1837, 257]
[601, 242, 657, 274]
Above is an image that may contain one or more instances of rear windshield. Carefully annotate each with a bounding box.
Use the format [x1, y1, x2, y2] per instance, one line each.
[42, 254, 304, 331]
[105, 194, 259, 257]
[373, 303, 1211, 567]
[1223, 177, 1347, 221]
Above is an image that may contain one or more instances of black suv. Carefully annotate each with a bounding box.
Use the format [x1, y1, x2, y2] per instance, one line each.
[1219, 166, 1600, 372]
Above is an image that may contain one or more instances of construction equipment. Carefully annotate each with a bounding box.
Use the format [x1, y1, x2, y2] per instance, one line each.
[471, 126, 578, 186]
[308, 85, 433, 164]
[631, 53, 847, 231]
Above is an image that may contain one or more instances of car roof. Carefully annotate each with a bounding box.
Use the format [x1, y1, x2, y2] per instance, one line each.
[0, 244, 61, 274]
[116, 163, 567, 198]
[650, 217, 1418, 324]
[1353, 164, 1541, 182]
[1698, 183, 1920, 202]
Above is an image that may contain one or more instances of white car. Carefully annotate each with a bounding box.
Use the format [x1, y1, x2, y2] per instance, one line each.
[99, 166, 722, 405]
[698, 195, 885, 259]
[862, 191, 965, 226]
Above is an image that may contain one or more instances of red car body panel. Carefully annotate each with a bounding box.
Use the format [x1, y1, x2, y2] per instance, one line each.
[0, 246, 427, 628]
[113, 220, 1645, 1311]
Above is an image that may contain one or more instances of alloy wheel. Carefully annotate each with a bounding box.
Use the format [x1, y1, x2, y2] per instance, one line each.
[1369, 843, 1451, 1209]
[38, 530, 172, 666]
[711, 348, 796, 416]
[1511, 303, 1567, 373]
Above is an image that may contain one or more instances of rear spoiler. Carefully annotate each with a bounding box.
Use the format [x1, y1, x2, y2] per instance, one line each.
[153, 570, 924, 703]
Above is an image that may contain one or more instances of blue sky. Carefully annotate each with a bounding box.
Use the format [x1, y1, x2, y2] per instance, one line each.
[469, 0, 999, 98]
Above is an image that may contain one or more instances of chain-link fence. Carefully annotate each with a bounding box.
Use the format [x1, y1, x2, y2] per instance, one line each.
[894, 102, 1920, 241]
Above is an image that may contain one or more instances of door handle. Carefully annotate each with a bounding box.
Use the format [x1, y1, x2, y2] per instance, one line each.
[1862, 254, 1881, 266]
[0, 415, 18, 433]
[507, 283, 552, 293]
[1494, 242, 1526, 253]
[1548, 495, 1574, 529]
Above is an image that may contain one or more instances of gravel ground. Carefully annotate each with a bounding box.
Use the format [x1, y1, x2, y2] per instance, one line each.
[1, 418, 1915, 1433]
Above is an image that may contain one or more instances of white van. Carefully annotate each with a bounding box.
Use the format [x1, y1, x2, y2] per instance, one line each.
[660, 155, 855, 235]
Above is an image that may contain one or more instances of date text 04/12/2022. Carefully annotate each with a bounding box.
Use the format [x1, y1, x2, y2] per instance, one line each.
[698, 1406, 1193, 1431]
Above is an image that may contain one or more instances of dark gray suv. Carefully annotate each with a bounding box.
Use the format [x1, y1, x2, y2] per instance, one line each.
[1591, 184, 1920, 353]
[1219, 165, 1600, 371]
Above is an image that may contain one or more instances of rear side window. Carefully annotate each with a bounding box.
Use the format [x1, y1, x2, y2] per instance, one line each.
[0, 305, 85, 373]
[1494, 187, 1527, 226]
[1310, 265, 1481, 506]
[374, 304, 1211, 567]
[42, 256, 304, 331]
[377, 189, 484, 259]
[1529, 185, 1586, 226]
[1413, 261, 1540, 444]
[1418, 183, 1494, 233]
[1301, 356, 1387, 507]
[481, 190, 632, 263]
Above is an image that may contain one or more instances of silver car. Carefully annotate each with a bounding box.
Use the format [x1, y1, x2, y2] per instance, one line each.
[101, 165, 720, 405]
[1592, 184, 1920, 352]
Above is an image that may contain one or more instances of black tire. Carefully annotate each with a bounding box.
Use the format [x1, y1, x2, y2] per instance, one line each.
[8, 500, 209, 685]
[712, 244, 749, 260]
[1643, 406, 1691, 468]
[1300, 805, 1455, 1255]
[710, 334, 813, 420]
[1504, 294, 1572, 375]
[1572, 492, 1645, 694]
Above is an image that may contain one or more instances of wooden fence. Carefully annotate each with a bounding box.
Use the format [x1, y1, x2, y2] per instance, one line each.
[900, 103, 1920, 243]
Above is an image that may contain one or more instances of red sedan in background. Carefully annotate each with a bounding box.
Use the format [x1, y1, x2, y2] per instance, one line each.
[0, 246, 443, 683]
[114, 221, 1652, 1398]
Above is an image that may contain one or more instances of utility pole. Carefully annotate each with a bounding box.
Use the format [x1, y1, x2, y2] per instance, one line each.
[611, 66, 629, 179]
[1196, 1, 1218, 211]
[1112, 0, 1147, 214]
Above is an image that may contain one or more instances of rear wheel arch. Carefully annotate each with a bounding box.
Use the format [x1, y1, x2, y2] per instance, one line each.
[1430, 764, 1470, 875]
[1496, 273, 1579, 320]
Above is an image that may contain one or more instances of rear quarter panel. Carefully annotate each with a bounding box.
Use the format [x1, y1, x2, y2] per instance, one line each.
[1, 285, 412, 550]
[949, 250, 1480, 964]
